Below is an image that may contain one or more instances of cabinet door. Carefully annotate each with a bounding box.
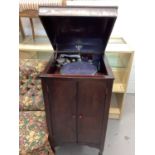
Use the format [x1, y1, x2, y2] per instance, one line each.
[48, 79, 77, 144]
[78, 80, 106, 144]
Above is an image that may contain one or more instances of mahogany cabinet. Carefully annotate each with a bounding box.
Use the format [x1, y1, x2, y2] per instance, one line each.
[40, 56, 114, 155]
[39, 5, 117, 155]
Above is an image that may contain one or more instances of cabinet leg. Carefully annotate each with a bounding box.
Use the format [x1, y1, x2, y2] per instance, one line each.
[48, 136, 56, 153]
[98, 148, 103, 155]
[98, 152, 102, 155]
[51, 144, 56, 153]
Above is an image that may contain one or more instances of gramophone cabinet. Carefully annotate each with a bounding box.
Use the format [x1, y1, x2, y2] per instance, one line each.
[39, 6, 117, 155]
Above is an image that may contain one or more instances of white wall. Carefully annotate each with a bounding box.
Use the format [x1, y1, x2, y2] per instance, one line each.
[111, 0, 135, 93]
[21, 0, 135, 93]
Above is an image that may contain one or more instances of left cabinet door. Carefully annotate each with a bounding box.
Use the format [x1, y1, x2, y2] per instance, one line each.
[47, 79, 77, 144]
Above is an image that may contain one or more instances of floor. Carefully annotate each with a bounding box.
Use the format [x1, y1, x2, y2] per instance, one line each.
[55, 94, 135, 155]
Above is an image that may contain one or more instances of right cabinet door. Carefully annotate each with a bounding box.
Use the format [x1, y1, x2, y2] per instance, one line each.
[78, 80, 107, 144]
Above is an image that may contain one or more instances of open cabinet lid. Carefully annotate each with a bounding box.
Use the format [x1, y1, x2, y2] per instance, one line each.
[39, 5, 118, 53]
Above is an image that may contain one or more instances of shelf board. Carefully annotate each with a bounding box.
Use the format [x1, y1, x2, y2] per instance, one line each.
[108, 37, 126, 44]
[113, 83, 125, 93]
[109, 93, 121, 119]
[106, 37, 134, 52]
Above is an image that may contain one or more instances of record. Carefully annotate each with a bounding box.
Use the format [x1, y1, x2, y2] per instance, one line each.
[60, 61, 97, 75]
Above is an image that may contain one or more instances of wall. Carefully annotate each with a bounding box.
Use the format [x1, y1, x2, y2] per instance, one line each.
[111, 0, 135, 93]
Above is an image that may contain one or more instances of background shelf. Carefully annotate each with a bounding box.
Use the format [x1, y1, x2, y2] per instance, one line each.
[106, 46, 134, 119]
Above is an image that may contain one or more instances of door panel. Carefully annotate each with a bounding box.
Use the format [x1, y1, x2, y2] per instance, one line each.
[78, 80, 106, 144]
[48, 79, 77, 143]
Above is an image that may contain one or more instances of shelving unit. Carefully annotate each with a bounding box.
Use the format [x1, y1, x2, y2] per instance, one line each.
[106, 38, 134, 119]
[19, 35, 134, 119]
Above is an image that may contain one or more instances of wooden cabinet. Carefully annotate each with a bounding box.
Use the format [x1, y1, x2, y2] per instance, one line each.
[40, 57, 114, 155]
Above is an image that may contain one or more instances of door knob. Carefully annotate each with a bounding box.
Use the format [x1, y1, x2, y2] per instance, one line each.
[79, 115, 83, 119]
[72, 115, 76, 119]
